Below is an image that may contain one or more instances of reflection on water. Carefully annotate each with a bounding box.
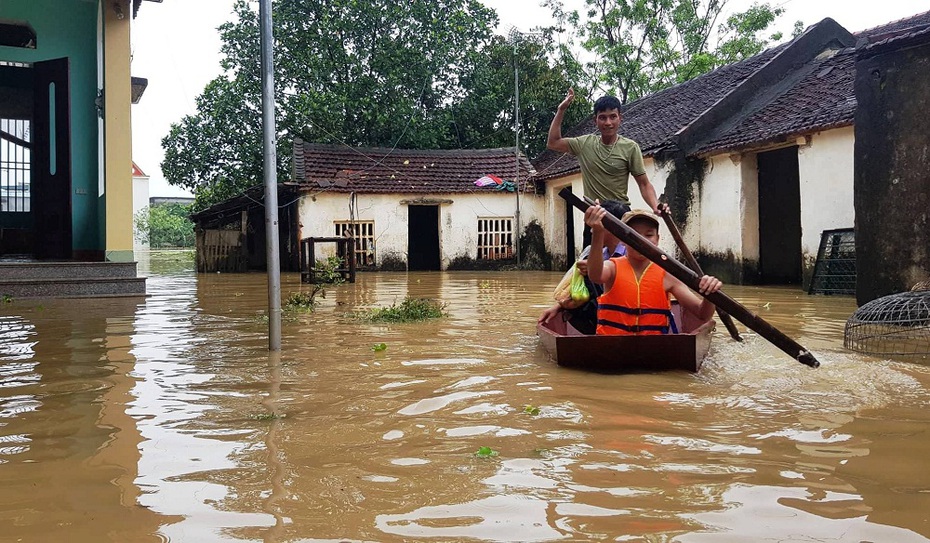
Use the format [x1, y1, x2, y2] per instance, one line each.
[1, 254, 930, 542]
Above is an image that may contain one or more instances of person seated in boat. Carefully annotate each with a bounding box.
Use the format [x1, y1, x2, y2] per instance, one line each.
[585, 204, 722, 335]
[538, 200, 630, 335]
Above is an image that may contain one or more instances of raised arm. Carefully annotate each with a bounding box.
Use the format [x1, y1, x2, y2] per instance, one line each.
[547, 88, 575, 154]
[583, 203, 616, 288]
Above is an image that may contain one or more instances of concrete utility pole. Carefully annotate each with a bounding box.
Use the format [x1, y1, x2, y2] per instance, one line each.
[260, 0, 282, 350]
[509, 28, 541, 267]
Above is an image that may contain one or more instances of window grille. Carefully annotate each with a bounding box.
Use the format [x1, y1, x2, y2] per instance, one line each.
[477, 217, 513, 260]
[335, 220, 375, 267]
[0, 118, 30, 213]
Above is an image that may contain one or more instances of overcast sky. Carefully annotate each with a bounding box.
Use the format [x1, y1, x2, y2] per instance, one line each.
[130, 0, 929, 198]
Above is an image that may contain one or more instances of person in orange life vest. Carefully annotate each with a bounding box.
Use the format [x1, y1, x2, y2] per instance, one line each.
[538, 199, 629, 334]
[584, 203, 722, 335]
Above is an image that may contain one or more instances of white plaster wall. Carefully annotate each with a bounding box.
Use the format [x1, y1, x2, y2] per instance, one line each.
[698, 155, 744, 258]
[543, 173, 582, 261]
[797, 127, 855, 258]
[298, 190, 544, 269]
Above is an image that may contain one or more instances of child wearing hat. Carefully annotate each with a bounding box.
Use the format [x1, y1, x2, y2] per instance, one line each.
[584, 203, 722, 336]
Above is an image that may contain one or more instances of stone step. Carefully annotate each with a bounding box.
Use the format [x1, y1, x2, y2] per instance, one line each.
[0, 261, 139, 280]
[0, 277, 147, 299]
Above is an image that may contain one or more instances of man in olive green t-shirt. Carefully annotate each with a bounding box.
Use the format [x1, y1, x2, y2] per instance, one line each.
[547, 88, 663, 214]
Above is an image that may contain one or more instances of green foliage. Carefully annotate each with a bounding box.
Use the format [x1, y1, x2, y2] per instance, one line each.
[544, 0, 789, 102]
[161, 0, 593, 208]
[283, 255, 346, 312]
[523, 405, 540, 415]
[133, 203, 195, 248]
[1, 294, 12, 304]
[371, 342, 387, 352]
[475, 446, 499, 458]
[358, 297, 446, 323]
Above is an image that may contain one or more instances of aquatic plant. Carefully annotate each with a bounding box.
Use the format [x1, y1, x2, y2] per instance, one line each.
[475, 446, 499, 458]
[358, 297, 446, 323]
[371, 342, 388, 352]
[283, 256, 346, 312]
[522, 405, 540, 416]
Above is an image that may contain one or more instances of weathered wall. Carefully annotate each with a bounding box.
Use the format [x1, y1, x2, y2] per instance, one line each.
[680, 127, 854, 285]
[798, 127, 856, 285]
[299, 191, 545, 269]
[855, 36, 930, 304]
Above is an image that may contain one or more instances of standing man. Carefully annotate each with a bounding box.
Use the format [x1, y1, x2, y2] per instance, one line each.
[547, 88, 665, 245]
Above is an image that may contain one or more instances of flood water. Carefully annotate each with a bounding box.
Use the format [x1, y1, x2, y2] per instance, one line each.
[2, 252, 930, 542]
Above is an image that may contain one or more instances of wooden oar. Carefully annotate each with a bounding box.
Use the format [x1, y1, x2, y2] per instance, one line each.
[584, 195, 743, 341]
[561, 188, 819, 368]
[660, 207, 744, 342]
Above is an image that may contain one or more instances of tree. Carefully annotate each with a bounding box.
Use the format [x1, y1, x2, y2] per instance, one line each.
[162, 0, 593, 210]
[544, 0, 789, 103]
[447, 36, 593, 159]
[134, 203, 195, 248]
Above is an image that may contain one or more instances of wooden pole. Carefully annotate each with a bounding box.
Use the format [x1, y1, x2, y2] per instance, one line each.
[561, 188, 819, 368]
[658, 206, 743, 342]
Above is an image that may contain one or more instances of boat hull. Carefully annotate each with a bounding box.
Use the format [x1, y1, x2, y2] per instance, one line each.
[537, 313, 715, 373]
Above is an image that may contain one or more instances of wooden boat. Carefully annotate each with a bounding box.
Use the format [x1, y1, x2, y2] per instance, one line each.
[537, 303, 715, 373]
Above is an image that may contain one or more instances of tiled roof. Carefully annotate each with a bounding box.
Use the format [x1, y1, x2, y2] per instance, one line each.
[695, 11, 930, 156]
[531, 44, 785, 180]
[695, 48, 857, 155]
[532, 10, 930, 180]
[855, 10, 930, 39]
[292, 141, 535, 194]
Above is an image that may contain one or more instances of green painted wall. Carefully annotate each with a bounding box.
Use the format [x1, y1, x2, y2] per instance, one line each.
[0, 0, 100, 252]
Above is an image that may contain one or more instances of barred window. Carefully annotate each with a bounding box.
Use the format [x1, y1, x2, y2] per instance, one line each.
[335, 220, 375, 267]
[0, 118, 30, 213]
[477, 217, 513, 260]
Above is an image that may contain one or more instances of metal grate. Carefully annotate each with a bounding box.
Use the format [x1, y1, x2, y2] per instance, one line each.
[0, 118, 31, 213]
[335, 220, 375, 267]
[809, 228, 855, 295]
[845, 289, 930, 359]
[477, 217, 513, 260]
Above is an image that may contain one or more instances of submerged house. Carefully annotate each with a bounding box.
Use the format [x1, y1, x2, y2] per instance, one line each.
[534, 11, 930, 290]
[290, 141, 538, 271]
[0, 0, 156, 297]
[191, 142, 539, 273]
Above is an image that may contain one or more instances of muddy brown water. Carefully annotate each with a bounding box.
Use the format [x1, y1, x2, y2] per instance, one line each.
[1, 253, 929, 542]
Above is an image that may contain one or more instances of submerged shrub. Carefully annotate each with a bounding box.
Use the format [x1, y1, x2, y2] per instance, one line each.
[358, 297, 446, 323]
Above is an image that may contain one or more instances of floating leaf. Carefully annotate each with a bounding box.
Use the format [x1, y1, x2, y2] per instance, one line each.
[523, 405, 540, 416]
[371, 342, 387, 352]
[475, 446, 499, 458]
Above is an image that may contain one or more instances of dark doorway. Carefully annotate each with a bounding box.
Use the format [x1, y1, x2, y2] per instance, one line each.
[31, 58, 72, 260]
[1, 58, 72, 259]
[564, 199, 575, 264]
[408, 205, 440, 271]
[757, 146, 801, 284]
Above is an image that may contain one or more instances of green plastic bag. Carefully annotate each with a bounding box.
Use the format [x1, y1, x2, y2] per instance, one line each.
[569, 265, 590, 304]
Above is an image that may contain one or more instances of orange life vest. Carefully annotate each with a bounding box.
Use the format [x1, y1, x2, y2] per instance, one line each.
[596, 257, 676, 336]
